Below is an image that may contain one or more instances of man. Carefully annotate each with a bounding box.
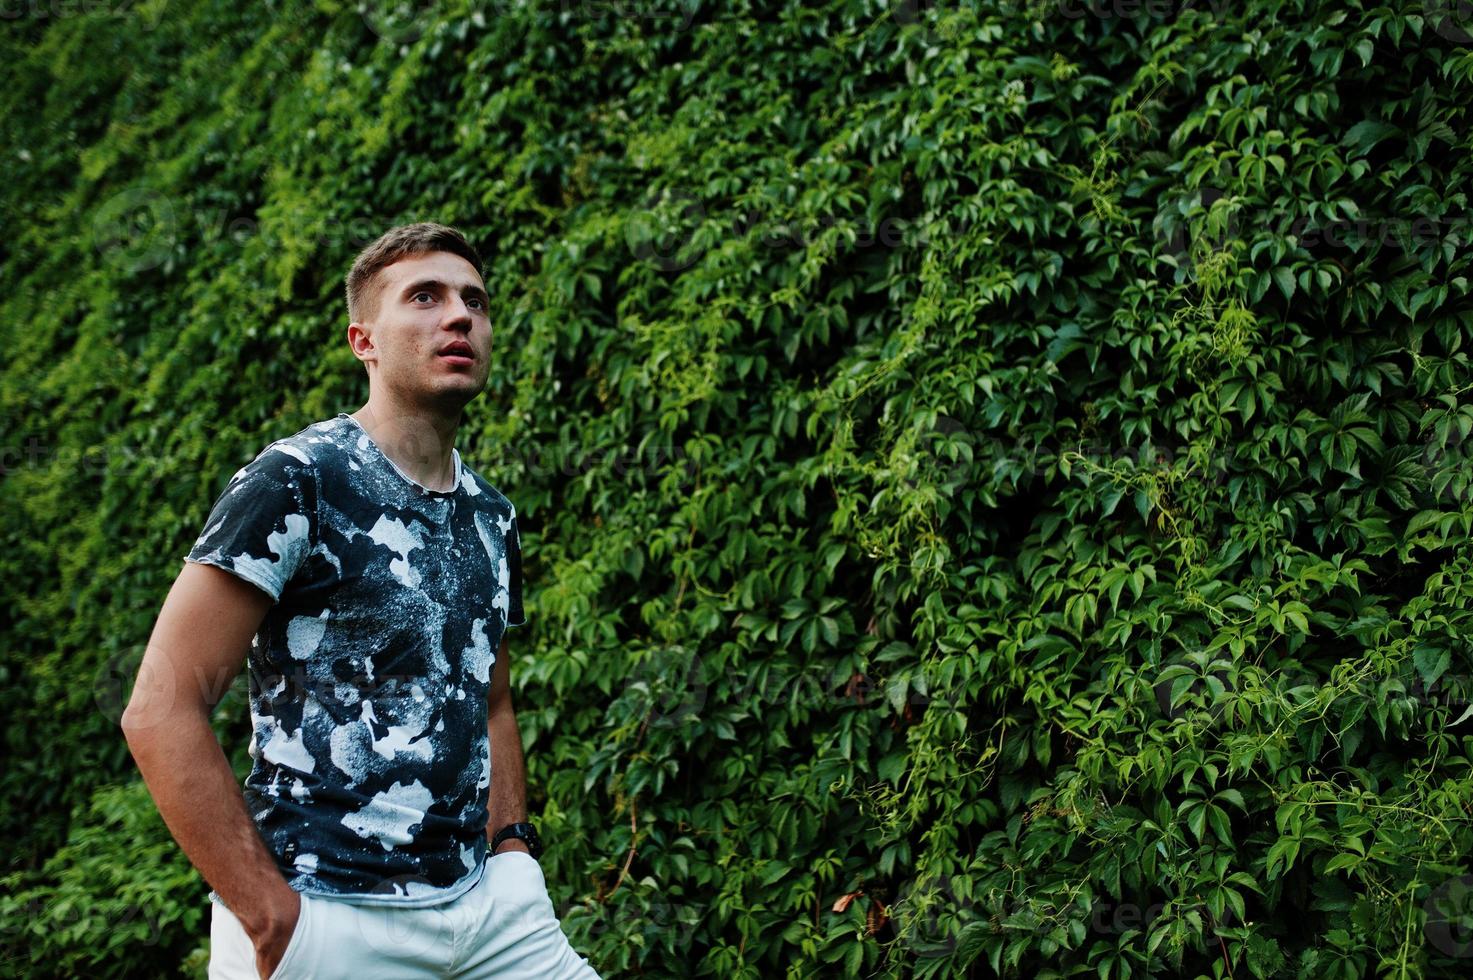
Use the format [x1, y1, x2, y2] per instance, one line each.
[121, 222, 600, 979]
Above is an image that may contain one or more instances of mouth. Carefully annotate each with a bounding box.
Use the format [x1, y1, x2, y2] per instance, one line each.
[438, 342, 475, 362]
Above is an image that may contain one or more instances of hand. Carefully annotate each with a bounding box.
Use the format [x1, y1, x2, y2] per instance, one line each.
[245, 889, 301, 980]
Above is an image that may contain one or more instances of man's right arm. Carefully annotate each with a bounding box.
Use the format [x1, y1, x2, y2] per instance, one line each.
[120, 561, 299, 972]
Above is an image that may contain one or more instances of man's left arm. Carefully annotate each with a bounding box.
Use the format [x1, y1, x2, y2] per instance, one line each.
[486, 633, 532, 855]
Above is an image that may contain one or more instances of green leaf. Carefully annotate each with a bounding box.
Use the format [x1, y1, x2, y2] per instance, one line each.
[1272, 265, 1296, 301]
[1413, 643, 1451, 687]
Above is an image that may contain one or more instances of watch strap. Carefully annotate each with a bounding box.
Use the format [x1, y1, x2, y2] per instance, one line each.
[491, 821, 543, 859]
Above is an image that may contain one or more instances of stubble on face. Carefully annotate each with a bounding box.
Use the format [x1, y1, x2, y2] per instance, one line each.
[354, 252, 493, 415]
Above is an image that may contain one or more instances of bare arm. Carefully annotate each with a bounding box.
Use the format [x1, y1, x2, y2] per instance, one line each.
[486, 633, 531, 854]
[120, 561, 300, 973]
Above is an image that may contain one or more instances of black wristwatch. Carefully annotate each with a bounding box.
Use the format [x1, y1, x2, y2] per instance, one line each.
[491, 821, 543, 860]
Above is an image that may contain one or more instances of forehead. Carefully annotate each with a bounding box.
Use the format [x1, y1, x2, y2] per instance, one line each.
[377, 251, 484, 293]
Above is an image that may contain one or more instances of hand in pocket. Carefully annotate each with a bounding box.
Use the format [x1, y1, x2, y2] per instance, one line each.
[251, 891, 304, 980]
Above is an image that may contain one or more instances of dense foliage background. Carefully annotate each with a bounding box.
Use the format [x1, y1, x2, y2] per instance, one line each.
[3, 0, 1473, 976]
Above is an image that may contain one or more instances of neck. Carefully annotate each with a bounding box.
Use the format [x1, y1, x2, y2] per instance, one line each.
[350, 397, 462, 492]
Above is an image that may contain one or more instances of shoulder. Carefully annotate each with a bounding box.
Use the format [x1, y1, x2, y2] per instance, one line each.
[460, 462, 518, 519]
[259, 416, 361, 473]
[226, 418, 344, 490]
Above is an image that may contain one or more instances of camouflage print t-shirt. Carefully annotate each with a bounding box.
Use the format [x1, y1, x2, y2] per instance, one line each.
[183, 412, 525, 908]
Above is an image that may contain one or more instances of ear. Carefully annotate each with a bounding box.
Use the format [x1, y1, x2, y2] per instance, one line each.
[347, 321, 376, 365]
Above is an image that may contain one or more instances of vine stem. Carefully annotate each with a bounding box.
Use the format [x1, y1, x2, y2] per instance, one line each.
[1216, 930, 1235, 979]
[1395, 852, 1426, 980]
[605, 796, 640, 900]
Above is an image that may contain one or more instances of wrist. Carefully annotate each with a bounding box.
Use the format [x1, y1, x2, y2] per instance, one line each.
[490, 820, 543, 859]
[492, 838, 532, 855]
[237, 885, 299, 940]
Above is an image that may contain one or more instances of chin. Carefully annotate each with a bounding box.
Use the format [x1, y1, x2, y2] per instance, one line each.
[419, 387, 480, 411]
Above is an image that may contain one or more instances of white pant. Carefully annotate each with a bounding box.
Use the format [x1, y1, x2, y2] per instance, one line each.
[208, 851, 601, 979]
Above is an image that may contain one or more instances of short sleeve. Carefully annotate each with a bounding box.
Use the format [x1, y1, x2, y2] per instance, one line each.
[182, 442, 319, 603]
[505, 508, 527, 629]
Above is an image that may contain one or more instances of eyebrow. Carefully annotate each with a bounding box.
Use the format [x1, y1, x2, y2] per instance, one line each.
[400, 278, 490, 306]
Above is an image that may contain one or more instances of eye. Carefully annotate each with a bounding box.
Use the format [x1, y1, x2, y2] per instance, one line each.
[467, 297, 486, 311]
[412, 291, 434, 303]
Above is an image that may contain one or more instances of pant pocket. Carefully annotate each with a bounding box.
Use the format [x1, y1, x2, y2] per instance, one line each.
[489, 852, 551, 905]
[265, 893, 313, 980]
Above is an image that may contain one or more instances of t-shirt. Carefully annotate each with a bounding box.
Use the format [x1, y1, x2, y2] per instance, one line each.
[183, 412, 526, 908]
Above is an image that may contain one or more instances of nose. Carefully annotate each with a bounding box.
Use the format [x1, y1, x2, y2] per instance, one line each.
[444, 293, 474, 327]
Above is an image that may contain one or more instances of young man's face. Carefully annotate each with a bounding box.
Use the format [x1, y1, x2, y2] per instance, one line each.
[349, 250, 492, 412]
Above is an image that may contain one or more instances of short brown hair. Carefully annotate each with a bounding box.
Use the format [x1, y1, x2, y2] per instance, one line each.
[344, 222, 484, 324]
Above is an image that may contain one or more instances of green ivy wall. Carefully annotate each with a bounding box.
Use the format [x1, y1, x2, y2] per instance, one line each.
[2, 0, 1472, 976]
